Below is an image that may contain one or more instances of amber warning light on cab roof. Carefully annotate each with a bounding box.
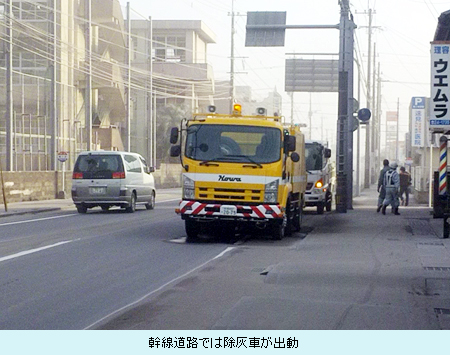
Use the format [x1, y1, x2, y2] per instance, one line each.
[232, 103, 242, 115]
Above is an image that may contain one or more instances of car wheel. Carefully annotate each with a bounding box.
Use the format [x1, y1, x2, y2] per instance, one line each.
[126, 192, 136, 213]
[77, 205, 87, 214]
[145, 191, 155, 210]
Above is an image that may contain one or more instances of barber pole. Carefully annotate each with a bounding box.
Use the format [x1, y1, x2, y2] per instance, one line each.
[439, 136, 448, 195]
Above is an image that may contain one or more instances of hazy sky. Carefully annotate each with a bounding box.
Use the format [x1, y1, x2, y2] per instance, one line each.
[119, 0, 449, 143]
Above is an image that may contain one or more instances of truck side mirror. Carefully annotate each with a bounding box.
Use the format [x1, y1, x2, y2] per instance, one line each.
[170, 127, 179, 144]
[170, 145, 181, 157]
[324, 148, 332, 159]
[285, 135, 296, 152]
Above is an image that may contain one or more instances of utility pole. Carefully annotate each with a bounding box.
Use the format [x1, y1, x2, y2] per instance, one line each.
[376, 62, 382, 175]
[371, 42, 377, 184]
[229, 0, 235, 113]
[5, 0, 13, 171]
[49, 0, 57, 170]
[364, 8, 373, 189]
[126, 2, 131, 152]
[309, 93, 312, 139]
[396, 98, 400, 161]
[85, 0, 92, 151]
[147, 16, 153, 166]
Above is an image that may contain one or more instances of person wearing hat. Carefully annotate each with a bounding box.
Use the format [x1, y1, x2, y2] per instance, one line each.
[381, 162, 400, 215]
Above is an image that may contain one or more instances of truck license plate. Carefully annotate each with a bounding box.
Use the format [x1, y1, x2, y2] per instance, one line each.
[89, 187, 106, 195]
[220, 205, 237, 216]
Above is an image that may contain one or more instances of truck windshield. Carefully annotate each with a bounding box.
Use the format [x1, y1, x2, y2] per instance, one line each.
[185, 124, 281, 164]
[305, 143, 324, 171]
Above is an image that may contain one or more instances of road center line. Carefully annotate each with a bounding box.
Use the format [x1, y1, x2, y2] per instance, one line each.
[84, 246, 236, 330]
[0, 240, 74, 263]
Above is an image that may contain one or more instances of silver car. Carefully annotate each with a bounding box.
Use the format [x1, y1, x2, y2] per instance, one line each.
[71, 151, 156, 213]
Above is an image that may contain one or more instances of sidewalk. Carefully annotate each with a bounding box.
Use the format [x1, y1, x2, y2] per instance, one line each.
[0, 188, 182, 217]
[96, 186, 450, 330]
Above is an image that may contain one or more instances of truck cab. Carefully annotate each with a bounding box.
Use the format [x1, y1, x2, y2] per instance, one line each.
[304, 140, 333, 214]
[169, 105, 306, 242]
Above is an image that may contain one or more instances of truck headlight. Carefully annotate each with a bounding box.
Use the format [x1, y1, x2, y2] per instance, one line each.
[183, 175, 195, 199]
[264, 180, 279, 203]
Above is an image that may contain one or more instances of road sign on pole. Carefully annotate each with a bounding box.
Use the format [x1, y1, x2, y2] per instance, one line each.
[245, 12, 286, 47]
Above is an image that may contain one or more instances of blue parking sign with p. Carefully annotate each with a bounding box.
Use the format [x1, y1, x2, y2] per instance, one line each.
[412, 97, 425, 109]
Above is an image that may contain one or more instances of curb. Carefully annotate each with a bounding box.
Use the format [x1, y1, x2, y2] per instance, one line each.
[0, 207, 63, 218]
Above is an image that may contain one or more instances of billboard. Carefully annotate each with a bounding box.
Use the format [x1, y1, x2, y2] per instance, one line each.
[430, 42, 450, 132]
[411, 97, 426, 147]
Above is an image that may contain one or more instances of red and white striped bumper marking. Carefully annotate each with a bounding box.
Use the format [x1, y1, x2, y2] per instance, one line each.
[177, 201, 282, 219]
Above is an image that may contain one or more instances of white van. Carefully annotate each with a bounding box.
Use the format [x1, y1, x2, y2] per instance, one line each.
[71, 151, 156, 213]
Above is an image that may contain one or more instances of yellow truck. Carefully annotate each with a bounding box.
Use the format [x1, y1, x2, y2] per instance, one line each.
[169, 105, 307, 242]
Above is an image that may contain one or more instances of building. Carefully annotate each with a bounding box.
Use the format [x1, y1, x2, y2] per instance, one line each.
[130, 19, 216, 165]
[0, 0, 127, 171]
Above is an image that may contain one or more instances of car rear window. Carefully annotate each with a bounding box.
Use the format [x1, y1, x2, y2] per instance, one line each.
[74, 154, 124, 179]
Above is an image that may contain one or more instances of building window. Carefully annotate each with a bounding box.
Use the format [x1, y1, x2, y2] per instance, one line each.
[152, 35, 186, 63]
[12, 1, 48, 21]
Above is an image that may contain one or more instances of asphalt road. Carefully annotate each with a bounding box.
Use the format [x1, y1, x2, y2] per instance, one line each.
[0, 195, 231, 329]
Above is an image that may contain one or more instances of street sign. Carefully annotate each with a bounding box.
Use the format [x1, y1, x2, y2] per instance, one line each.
[245, 12, 286, 47]
[285, 59, 339, 92]
[57, 151, 68, 163]
[357, 108, 371, 122]
[430, 42, 450, 132]
[411, 97, 426, 147]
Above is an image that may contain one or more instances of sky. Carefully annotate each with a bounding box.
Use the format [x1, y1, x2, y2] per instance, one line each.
[119, 0, 450, 146]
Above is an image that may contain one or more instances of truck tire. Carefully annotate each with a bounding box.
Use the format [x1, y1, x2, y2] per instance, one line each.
[326, 191, 332, 212]
[292, 200, 303, 232]
[271, 215, 286, 240]
[317, 202, 324, 214]
[185, 219, 200, 242]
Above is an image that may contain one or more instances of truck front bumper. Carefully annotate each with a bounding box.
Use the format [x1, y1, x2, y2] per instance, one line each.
[305, 191, 326, 206]
[176, 200, 283, 221]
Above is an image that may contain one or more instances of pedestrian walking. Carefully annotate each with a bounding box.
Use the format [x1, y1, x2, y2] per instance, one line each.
[377, 159, 390, 212]
[381, 162, 400, 215]
[399, 166, 412, 206]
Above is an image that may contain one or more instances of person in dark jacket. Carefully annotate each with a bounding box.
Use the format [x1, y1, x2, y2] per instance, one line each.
[377, 159, 390, 212]
[399, 166, 412, 206]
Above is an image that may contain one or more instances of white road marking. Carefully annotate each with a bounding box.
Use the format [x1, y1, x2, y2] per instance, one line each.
[0, 197, 180, 227]
[0, 240, 74, 263]
[84, 246, 236, 330]
[0, 214, 78, 227]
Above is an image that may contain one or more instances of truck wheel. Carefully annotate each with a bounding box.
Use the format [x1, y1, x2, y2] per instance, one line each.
[219, 222, 236, 243]
[326, 191, 332, 212]
[317, 202, 324, 215]
[292, 201, 303, 232]
[185, 219, 200, 242]
[271, 216, 286, 240]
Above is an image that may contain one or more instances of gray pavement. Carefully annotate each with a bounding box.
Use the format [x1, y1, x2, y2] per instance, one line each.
[96, 186, 450, 330]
